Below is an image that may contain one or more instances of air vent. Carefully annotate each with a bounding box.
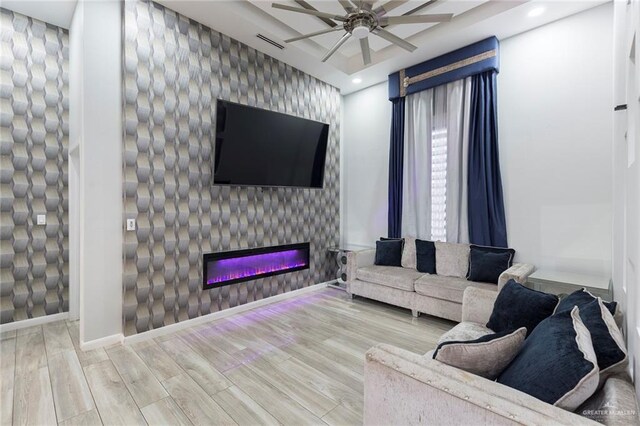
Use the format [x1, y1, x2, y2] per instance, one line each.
[256, 34, 285, 50]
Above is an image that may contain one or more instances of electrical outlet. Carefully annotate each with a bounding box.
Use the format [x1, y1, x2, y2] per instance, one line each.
[126, 219, 136, 231]
[37, 214, 46, 225]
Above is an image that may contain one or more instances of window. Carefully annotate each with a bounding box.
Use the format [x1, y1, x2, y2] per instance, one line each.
[431, 128, 447, 241]
[402, 80, 466, 242]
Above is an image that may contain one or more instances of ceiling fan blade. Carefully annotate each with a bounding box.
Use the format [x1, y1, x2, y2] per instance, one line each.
[360, 37, 371, 65]
[294, 0, 339, 27]
[379, 13, 453, 25]
[372, 28, 417, 52]
[285, 26, 344, 43]
[373, 0, 408, 16]
[272, 3, 347, 21]
[321, 33, 352, 62]
[359, 0, 376, 11]
[338, 0, 356, 13]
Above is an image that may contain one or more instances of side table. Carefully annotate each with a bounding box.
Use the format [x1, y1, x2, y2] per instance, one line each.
[526, 270, 612, 301]
[327, 244, 374, 289]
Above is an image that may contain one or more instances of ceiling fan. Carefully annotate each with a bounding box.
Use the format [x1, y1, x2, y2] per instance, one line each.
[272, 0, 453, 65]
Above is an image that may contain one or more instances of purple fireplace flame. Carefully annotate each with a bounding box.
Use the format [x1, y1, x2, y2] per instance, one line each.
[203, 243, 310, 289]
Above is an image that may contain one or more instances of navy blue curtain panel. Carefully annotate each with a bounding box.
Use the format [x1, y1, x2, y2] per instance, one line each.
[468, 71, 508, 247]
[388, 99, 405, 238]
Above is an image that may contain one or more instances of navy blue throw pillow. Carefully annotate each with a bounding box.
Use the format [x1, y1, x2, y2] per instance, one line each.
[555, 288, 617, 317]
[577, 299, 626, 374]
[470, 245, 515, 266]
[380, 237, 404, 247]
[467, 249, 512, 284]
[487, 280, 559, 337]
[374, 240, 403, 267]
[415, 239, 436, 274]
[497, 308, 599, 409]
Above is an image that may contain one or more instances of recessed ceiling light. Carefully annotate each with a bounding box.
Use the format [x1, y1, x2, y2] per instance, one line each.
[528, 7, 545, 17]
[352, 77, 362, 84]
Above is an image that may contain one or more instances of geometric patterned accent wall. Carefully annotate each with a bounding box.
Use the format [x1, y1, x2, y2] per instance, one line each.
[0, 9, 69, 324]
[123, 1, 340, 336]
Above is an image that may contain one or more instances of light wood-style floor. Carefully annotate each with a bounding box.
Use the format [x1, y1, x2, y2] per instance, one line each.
[0, 287, 454, 425]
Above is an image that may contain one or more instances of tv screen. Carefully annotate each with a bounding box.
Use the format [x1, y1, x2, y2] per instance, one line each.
[214, 100, 329, 188]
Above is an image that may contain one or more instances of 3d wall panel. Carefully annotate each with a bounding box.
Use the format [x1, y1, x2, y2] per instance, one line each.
[0, 9, 69, 324]
[123, 1, 340, 335]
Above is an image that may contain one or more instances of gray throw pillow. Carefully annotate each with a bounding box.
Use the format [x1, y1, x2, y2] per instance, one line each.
[434, 241, 470, 278]
[401, 236, 416, 269]
[432, 327, 527, 380]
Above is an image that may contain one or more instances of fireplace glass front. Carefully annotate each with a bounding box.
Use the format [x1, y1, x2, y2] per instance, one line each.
[203, 243, 310, 289]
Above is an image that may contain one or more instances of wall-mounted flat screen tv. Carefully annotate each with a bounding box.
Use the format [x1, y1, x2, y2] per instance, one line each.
[214, 100, 329, 188]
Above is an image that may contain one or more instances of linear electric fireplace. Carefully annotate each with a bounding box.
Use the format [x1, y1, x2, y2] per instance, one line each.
[203, 243, 310, 290]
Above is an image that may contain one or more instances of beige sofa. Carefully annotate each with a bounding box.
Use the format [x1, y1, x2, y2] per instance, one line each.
[346, 241, 535, 322]
[363, 287, 640, 426]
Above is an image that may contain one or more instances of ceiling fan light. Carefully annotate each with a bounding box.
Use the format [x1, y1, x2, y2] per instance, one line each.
[352, 26, 370, 39]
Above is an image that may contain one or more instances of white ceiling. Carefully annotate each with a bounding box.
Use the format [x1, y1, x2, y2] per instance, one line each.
[1, 0, 609, 94]
[157, 0, 610, 94]
[1, 0, 77, 30]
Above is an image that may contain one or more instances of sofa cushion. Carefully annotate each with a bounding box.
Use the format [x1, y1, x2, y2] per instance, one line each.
[467, 246, 513, 284]
[433, 327, 527, 380]
[487, 280, 559, 337]
[437, 322, 494, 345]
[414, 274, 496, 304]
[497, 307, 599, 411]
[401, 236, 417, 269]
[374, 240, 403, 267]
[435, 242, 470, 278]
[356, 265, 424, 292]
[415, 239, 436, 274]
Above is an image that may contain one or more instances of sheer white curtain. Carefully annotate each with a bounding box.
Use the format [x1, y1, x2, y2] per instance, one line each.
[402, 90, 433, 239]
[401, 77, 472, 243]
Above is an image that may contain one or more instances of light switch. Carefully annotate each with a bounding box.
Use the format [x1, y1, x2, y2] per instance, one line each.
[37, 214, 46, 225]
[126, 218, 136, 231]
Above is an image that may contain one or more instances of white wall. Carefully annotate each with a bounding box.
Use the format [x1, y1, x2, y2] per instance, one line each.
[341, 82, 391, 246]
[498, 4, 613, 276]
[342, 5, 615, 278]
[68, 1, 82, 321]
[74, 0, 124, 345]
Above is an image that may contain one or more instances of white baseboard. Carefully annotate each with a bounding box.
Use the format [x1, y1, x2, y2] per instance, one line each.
[123, 281, 334, 346]
[0, 312, 69, 333]
[80, 333, 124, 351]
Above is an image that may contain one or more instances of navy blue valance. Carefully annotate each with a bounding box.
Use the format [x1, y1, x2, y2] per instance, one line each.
[388, 36, 499, 101]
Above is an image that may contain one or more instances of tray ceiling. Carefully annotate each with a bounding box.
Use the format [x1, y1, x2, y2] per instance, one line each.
[0, 0, 611, 94]
[158, 0, 609, 93]
[250, 0, 485, 57]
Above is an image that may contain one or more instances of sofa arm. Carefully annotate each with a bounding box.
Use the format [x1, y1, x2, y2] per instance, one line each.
[498, 263, 536, 291]
[346, 248, 376, 283]
[364, 344, 600, 426]
[577, 374, 640, 425]
[462, 287, 499, 324]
